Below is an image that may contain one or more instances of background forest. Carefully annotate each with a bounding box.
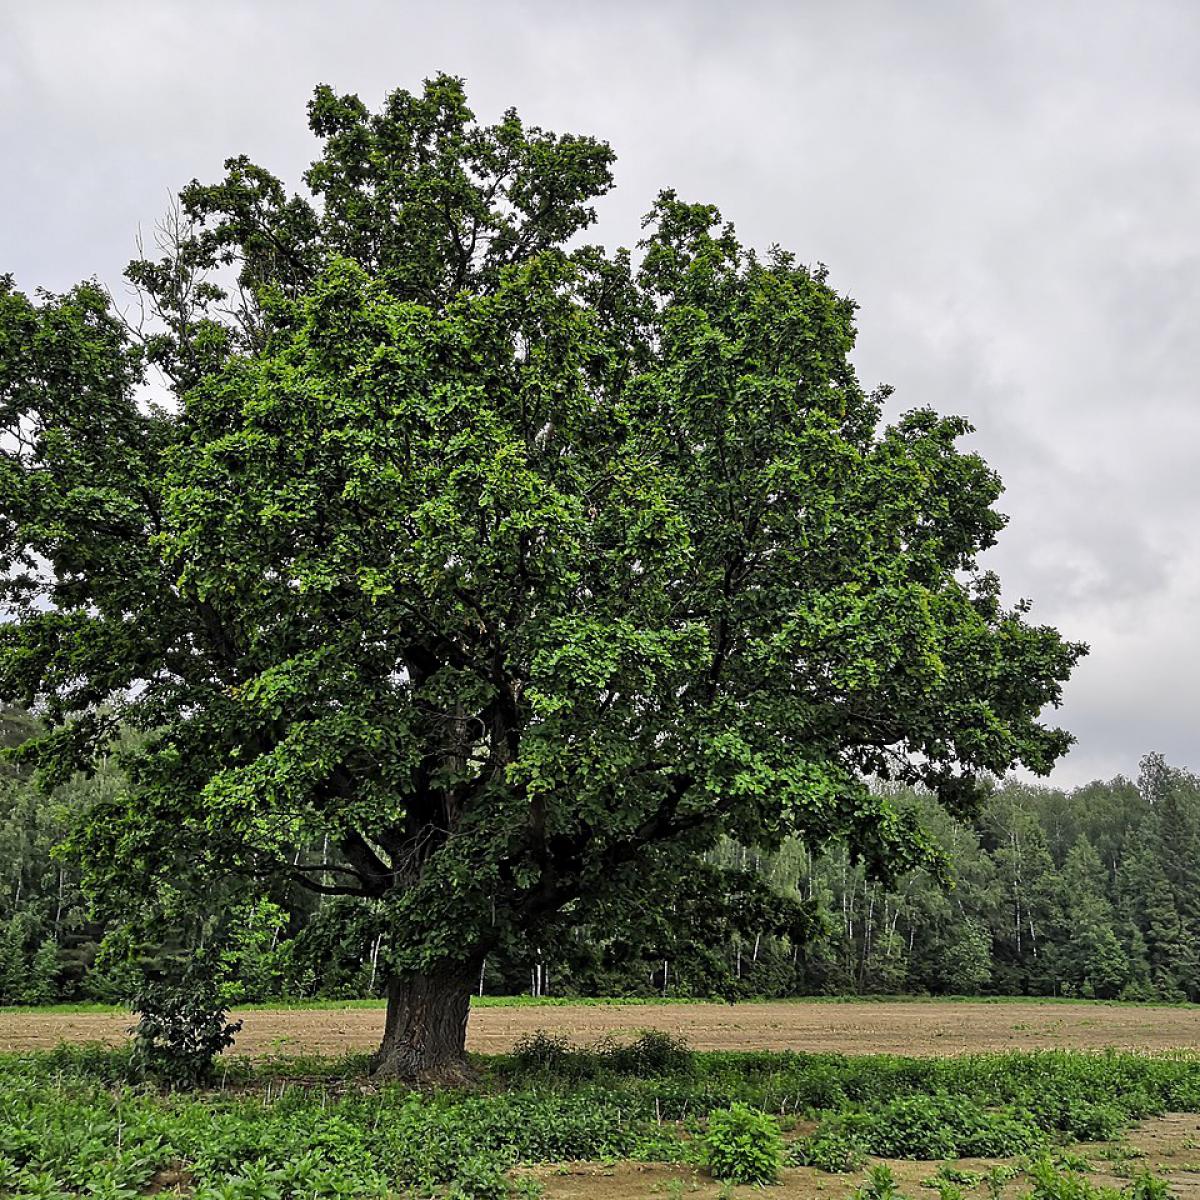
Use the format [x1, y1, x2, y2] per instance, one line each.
[3, 705, 1196, 1008]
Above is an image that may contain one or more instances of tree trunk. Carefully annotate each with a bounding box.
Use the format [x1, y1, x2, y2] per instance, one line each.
[371, 961, 479, 1084]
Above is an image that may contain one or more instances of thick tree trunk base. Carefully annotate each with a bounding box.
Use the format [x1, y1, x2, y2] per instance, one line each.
[371, 1048, 480, 1087]
[370, 964, 478, 1085]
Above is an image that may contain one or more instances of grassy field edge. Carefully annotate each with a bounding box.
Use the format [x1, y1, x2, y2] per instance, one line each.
[4, 992, 1200, 1016]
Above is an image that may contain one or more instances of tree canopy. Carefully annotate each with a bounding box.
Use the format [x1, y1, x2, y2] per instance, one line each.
[0, 74, 1084, 1077]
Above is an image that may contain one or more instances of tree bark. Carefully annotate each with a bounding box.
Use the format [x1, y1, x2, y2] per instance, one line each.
[371, 961, 480, 1084]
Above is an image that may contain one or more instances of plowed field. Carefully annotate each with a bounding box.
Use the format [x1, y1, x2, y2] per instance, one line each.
[2, 999, 1199, 1057]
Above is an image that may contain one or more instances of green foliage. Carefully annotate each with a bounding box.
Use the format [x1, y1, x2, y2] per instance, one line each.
[930, 1165, 984, 1188]
[0, 1045, 1194, 1195]
[932, 1184, 965, 1200]
[129, 976, 243, 1088]
[837, 1092, 1044, 1159]
[0, 72, 1082, 1066]
[24, 938, 60, 1005]
[853, 1164, 909, 1200]
[702, 1103, 783, 1184]
[507, 1029, 693, 1082]
[448, 1155, 511, 1200]
[508, 1178, 544, 1200]
[1022, 1156, 1122, 1200]
[602, 1030, 694, 1077]
[509, 1032, 579, 1076]
[1054, 1151, 1093, 1173]
[792, 1130, 866, 1172]
[984, 1165, 1020, 1200]
[1124, 1171, 1171, 1200]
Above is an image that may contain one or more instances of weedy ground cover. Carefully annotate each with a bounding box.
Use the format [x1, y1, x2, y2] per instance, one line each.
[0, 1038, 1194, 1198]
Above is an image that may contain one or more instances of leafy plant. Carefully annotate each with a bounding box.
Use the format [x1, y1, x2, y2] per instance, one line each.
[1054, 1151, 1093, 1173]
[2, 1043, 1198, 1197]
[792, 1130, 867, 1173]
[129, 976, 243, 1088]
[1125, 1171, 1171, 1200]
[448, 1155, 510, 1200]
[1023, 1157, 1120, 1200]
[16, 1171, 73, 1200]
[933, 1185, 964, 1200]
[984, 1164, 1019, 1200]
[931, 1165, 983, 1188]
[702, 1103, 783, 1185]
[509, 1033, 578, 1078]
[508, 1178, 544, 1200]
[603, 1031, 694, 1078]
[854, 1164, 909, 1200]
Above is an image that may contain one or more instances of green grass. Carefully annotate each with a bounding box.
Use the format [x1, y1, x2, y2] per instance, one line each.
[6, 991, 1200, 1016]
[0, 995, 693, 1016]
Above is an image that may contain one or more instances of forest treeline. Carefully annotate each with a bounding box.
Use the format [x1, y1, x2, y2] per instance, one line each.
[2, 704, 1197, 1005]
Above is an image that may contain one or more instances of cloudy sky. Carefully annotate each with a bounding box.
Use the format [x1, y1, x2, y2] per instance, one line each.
[3, 1, 1198, 788]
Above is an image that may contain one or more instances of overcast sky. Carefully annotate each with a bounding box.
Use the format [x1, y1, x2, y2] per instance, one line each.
[3, 0, 1198, 788]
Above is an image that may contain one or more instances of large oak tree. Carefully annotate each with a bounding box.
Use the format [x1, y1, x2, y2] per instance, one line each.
[0, 75, 1083, 1079]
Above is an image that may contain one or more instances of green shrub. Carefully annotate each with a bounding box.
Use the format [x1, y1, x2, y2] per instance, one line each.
[509, 1032, 579, 1077]
[13, 1168, 72, 1200]
[702, 1102, 783, 1185]
[808, 1094, 1042, 1163]
[603, 1030, 694, 1077]
[1054, 1151, 1092, 1173]
[507, 1028, 694, 1081]
[984, 1164, 1019, 1200]
[129, 978, 242, 1088]
[508, 1177, 544, 1199]
[1029, 1096, 1127, 1142]
[789, 1062, 849, 1109]
[868, 1094, 1041, 1159]
[791, 1130, 866, 1173]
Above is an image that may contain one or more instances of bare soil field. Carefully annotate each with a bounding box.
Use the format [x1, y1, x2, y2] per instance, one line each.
[2, 999, 1200, 1057]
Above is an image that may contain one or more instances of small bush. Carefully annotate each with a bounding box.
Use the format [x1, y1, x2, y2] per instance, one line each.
[870, 1094, 1041, 1159]
[1029, 1096, 1128, 1143]
[789, 1063, 849, 1109]
[603, 1030, 694, 1077]
[509, 1031, 577, 1076]
[508, 1028, 694, 1081]
[130, 977, 242, 1088]
[703, 1102, 783, 1185]
[791, 1130, 866, 1173]
[1054, 1151, 1092, 1173]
